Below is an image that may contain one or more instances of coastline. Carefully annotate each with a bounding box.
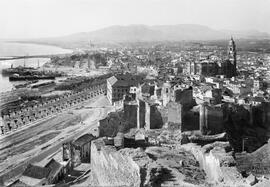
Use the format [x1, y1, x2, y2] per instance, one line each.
[0, 41, 73, 58]
[0, 42, 73, 92]
[0, 54, 70, 61]
[4, 40, 74, 51]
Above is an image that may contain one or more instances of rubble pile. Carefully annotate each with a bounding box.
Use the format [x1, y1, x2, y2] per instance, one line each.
[90, 136, 208, 186]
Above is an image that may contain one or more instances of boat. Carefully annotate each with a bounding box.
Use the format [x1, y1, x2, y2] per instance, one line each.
[9, 75, 56, 81]
[14, 80, 38, 89]
[31, 81, 55, 89]
[1, 66, 36, 76]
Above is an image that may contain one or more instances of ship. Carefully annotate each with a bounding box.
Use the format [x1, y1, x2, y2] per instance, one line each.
[31, 81, 55, 89]
[1, 57, 37, 76]
[9, 74, 56, 81]
[14, 80, 38, 89]
[1, 65, 36, 76]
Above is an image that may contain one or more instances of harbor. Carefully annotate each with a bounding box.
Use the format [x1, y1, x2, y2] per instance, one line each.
[0, 41, 72, 92]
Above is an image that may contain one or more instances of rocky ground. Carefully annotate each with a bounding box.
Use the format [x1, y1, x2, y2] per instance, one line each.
[74, 128, 270, 187]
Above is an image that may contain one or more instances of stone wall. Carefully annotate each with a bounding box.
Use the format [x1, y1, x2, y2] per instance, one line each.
[174, 87, 193, 107]
[148, 104, 163, 130]
[123, 102, 137, 129]
[137, 100, 163, 130]
[199, 104, 224, 135]
[161, 82, 172, 106]
[138, 100, 146, 129]
[166, 102, 224, 135]
[182, 110, 200, 131]
[205, 105, 224, 135]
[100, 96, 166, 138]
[235, 140, 270, 176]
[98, 108, 140, 138]
[98, 112, 122, 137]
[225, 103, 270, 152]
[90, 139, 141, 186]
[252, 102, 270, 132]
[167, 102, 182, 129]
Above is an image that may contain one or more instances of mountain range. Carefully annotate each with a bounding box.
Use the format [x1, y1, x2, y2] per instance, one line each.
[18, 24, 270, 47]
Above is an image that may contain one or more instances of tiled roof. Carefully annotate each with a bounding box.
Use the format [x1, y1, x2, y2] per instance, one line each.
[45, 159, 63, 179]
[22, 164, 50, 179]
[199, 85, 213, 93]
[107, 76, 118, 86]
[113, 74, 143, 87]
[73, 134, 96, 147]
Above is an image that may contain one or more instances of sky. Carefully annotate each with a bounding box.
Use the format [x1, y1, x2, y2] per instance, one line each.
[0, 0, 269, 39]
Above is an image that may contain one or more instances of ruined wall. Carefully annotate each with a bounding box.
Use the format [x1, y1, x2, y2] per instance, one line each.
[225, 103, 270, 152]
[145, 102, 151, 130]
[157, 105, 168, 126]
[139, 100, 163, 130]
[123, 102, 137, 129]
[200, 104, 207, 134]
[174, 88, 193, 107]
[138, 100, 146, 128]
[99, 108, 140, 138]
[205, 105, 224, 135]
[199, 104, 224, 135]
[161, 83, 172, 107]
[72, 146, 82, 167]
[167, 102, 182, 129]
[148, 104, 163, 129]
[235, 140, 270, 176]
[266, 102, 270, 138]
[99, 113, 122, 137]
[252, 102, 270, 131]
[211, 89, 222, 105]
[182, 111, 200, 132]
[90, 139, 141, 186]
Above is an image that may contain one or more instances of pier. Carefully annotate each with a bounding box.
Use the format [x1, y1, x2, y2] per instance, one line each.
[0, 53, 70, 61]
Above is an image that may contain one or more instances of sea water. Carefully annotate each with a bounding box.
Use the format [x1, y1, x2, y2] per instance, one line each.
[0, 42, 72, 92]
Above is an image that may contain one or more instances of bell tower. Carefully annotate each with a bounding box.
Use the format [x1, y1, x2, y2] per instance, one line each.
[227, 37, 237, 75]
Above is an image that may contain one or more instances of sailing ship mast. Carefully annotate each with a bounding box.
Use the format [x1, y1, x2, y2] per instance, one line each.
[23, 53, 28, 67]
[23, 56, 26, 67]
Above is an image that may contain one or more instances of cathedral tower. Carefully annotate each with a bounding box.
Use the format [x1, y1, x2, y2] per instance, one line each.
[227, 37, 237, 75]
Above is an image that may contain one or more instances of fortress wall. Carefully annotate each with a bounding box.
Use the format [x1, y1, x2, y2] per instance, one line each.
[167, 102, 182, 129]
[123, 102, 137, 129]
[174, 88, 193, 107]
[148, 104, 163, 129]
[205, 106, 224, 135]
[98, 113, 121, 137]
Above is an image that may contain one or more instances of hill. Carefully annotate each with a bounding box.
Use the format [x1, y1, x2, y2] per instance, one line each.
[16, 24, 270, 48]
